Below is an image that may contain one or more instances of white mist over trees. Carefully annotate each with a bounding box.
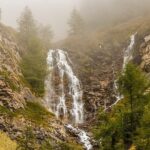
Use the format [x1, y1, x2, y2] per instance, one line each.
[18, 7, 52, 96]
[1, 0, 150, 40]
[68, 9, 85, 36]
[81, 0, 150, 29]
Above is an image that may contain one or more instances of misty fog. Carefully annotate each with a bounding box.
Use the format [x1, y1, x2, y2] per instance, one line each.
[1, 0, 150, 41]
[0, 0, 81, 40]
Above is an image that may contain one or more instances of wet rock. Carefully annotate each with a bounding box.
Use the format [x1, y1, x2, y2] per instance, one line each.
[140, 36, 150, 73]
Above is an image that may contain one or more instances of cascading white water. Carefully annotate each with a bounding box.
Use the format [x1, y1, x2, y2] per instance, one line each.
[106, 33, 136, 110]
[45, 49, 93, 150]
[66, 124, 93, 150]
[123, 33, 137, 69]
[115, 33, 136, 102]
[45, 49, 83, 124]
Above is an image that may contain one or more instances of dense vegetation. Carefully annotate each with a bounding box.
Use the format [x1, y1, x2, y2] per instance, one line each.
[18, 7, 52, 97]
[93, 63, 150, 150]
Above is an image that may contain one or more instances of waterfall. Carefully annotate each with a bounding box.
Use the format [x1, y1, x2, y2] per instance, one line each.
[106, 33, 136, 110]
[114, 33, 136, 103]
[44, 49, 83, 124]
[44, 49, 93, 150]
[66, 124, 93, 150]
[123, 33, 137, 69]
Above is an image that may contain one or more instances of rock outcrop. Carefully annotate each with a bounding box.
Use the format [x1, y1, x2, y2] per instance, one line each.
[0, 24, 83, 149]
[140, 34, 150, 73]
[0, 24, 34, 110]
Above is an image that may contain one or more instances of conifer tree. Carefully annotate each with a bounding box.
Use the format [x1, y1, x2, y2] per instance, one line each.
[68, 9, 85, 36]
[18, 6, 37, 48]
[18, 7, 49, 96]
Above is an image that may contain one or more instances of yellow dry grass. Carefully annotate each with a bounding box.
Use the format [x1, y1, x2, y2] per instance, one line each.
[0, 132, 17, 150]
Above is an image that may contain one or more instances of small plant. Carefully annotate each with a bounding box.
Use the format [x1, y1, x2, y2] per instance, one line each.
[17, 127, 39, 150]
[40, 139, 53, 150]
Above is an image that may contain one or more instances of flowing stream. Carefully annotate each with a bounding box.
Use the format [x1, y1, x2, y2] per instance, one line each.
[123, 33, 137, 69]
[114, 33, 136, 105]
[66, 124, 93, 150]
[45, 49, 92, 149]
[106, 33, 137, 110]
[44, 34, 136, 148]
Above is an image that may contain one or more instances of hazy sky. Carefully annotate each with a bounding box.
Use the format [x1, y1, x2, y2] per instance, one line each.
[0, 0, 81, 41]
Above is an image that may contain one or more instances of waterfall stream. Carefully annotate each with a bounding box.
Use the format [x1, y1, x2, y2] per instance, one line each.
[45, 49, 83, 124]
[106, 33, 137, 110]
[123, 33, 137, 69]
[66, 124, 93, 150]
[113, 33, 137, 106]
[44, 49, 92, 149]
[44, 34, 136, 148]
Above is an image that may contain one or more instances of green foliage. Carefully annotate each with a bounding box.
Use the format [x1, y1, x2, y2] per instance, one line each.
[59, 142, 83, 150]
[40, 139, 53, 150]
[0, 100, 53, 126]
[18, 128, 53, 150]
[18, 6, 37, 48]
[118, 63, 150, 102]
[17, 127, 39, 150]
[20, 37, 47, 96]
[134, 101, 150, 149]
[18, 7, 51, 97]
[0, 70, 20, 92]
[17, 101, 54, 125]
[93, 63, 150, 149]
[0, 105, 15, 118]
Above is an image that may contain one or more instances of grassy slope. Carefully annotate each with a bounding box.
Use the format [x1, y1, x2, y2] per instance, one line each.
[0, 132, 17, 150]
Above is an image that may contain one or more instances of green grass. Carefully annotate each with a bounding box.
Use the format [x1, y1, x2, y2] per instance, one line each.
[0, 100, 54, 126]
[59, 142, 83, 150]
[0, 105, 15, 118]
[0, 70, 20, 92]
[16, 101, 54, 125]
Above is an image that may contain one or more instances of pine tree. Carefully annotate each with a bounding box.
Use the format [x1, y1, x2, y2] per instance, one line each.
[68, 9, 85, 36]
[38, 24, 53, 51]
[18, 7, 48, 96]
[93, 63, 150, 149]
[118, 63, 150, 148]
[18, 6, 37, 48]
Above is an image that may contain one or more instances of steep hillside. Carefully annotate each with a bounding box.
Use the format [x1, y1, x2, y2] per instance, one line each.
[57, 16, 150, 124]
[1, 14, 150, 149]
[0, 23, 84, 150]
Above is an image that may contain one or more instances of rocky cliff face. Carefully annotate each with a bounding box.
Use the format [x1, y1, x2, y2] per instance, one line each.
[0, 24, 34, 110]
[0, 24, 84, 149]
[59, 17, 150, 126]
[63, 38, 124, 124]
[140, 35, 150, 73]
